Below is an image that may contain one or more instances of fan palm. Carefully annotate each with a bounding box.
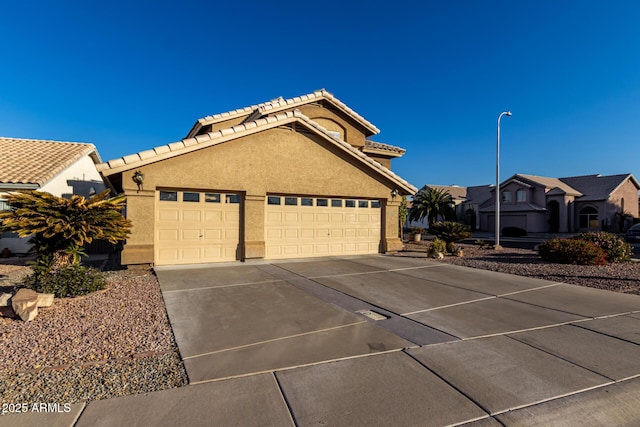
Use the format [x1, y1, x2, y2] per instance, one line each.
[0, 190, 132, 271]
[408, 188, 455, 229]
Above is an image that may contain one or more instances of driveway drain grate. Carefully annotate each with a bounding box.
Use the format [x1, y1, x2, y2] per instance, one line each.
[356, 310, 388, 321]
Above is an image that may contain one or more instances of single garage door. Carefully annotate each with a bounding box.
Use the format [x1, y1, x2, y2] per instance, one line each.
[265, 195, 381, 259]
[155, 190, 240, 265]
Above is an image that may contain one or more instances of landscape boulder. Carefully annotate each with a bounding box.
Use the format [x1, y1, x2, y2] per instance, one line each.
[11, 289, 38, 321]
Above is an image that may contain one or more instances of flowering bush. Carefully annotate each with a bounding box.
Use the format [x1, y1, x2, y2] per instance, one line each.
[538, 238, 607, 265]
[572, 231, 631, 263]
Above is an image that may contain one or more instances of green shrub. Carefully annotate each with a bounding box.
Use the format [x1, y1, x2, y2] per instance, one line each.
[572, 231, 631, 263]
[502, 226, 527, 237]
[430, 222, 471, 253]
[538, 238, 607, 265]
[427, 237, 446, 256]
[25, 264, 105, 298]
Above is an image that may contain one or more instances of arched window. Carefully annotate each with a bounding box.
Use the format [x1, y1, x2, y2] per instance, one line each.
[502, 191, 511, 203]
[579, 206, 599, 229]
[516, 189, 526, 202]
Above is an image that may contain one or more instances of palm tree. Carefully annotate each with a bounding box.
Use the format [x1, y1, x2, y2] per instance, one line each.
[0, 190, 132, 271]
[408, 188, 455, 229]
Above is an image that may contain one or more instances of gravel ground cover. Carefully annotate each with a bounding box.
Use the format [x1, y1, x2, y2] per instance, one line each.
[403, 242, 640, 294]
[0, 263, 187, 405]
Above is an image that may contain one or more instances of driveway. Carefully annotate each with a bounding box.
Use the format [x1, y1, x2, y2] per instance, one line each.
[74, 256, 640, 426]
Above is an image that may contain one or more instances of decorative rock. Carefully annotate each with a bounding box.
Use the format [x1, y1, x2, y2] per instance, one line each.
[11, 288, 39, 321]
[0, 292, 12, 306]
[434, 252, 445, 260]
[37, 293, 55, 308]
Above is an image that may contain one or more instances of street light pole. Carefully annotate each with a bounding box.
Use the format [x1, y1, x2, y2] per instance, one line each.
[495, 111, 512, 249]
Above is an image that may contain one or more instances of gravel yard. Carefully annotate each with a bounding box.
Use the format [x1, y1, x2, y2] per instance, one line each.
[403, 241, 640, 294]
[0, 263, 187, 405]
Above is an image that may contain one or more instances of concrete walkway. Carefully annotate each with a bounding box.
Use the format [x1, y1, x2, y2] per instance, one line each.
[6, 255, 640, 426]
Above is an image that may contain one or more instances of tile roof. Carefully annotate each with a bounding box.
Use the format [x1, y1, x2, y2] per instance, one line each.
[98, 110, 417, 194]
[424, 184, 468, 200]
[0, 137, 99, 186]
[186, 89, 380, 138]
[560, 173, 639, 201]
[465, 185, 493, 204]
[514, 174, 583, 196]
[363, 140, 406, 155]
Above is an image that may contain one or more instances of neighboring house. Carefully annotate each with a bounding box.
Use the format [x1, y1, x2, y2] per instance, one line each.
[479, 173, 640, 233]
[405, 184, 493, 230]
[97, 89, 417, 266]
[0, 137, 106, 253]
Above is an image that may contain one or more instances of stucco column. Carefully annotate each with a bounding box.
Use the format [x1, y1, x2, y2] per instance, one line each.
[244, 194, 266, 259]
[121, 189, 155, 265]
[384, 200, 403, 253]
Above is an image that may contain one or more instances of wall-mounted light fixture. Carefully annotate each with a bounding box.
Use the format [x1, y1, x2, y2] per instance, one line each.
[132, 171, 145, 192]
[391, 189, 398, 200]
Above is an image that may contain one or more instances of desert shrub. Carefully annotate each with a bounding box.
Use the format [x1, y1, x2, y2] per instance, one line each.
[427, 237, 446, 256]
[572, 231, 631, 263]
[502, 226, 527, 237]
[538, 238, 607, 265]
[25, 264, 105, 298]
[430, 222, 471, 253]
[474, 239, 490, 248]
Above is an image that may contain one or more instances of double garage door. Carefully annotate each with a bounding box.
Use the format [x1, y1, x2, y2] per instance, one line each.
[265, 195, 381, 259]
[155, 190, 382, 265]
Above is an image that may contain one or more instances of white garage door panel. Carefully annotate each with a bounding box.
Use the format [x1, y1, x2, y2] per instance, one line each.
[265, 196, 381, 259]
[155, 190, 240, 265]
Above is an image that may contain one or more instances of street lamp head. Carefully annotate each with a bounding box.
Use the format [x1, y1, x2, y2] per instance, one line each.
[505, 111, 512, 116]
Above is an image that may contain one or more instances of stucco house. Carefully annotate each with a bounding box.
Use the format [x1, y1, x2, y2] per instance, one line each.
[97, 90, 416, 266]
[479, 173, 640, 233]
[0, 137, 106, 253]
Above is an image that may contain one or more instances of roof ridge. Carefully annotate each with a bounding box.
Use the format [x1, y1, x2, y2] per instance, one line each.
[188, 89, 380, 138]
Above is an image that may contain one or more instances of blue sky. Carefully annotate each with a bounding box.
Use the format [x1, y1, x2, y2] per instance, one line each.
[2, 1, 640, 189]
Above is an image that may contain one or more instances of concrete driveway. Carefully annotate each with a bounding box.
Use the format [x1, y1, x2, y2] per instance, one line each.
[15, 255, 640, 426]
[151, 255, 640, 426]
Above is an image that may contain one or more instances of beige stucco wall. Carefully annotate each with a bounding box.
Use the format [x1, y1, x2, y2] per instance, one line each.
[298, 104, 368, 147]
[119, 127, 401, 264]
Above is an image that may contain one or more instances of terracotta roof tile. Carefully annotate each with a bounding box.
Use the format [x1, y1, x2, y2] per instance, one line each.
[0, 137, 98, 186]
[364, 140, 406, 154]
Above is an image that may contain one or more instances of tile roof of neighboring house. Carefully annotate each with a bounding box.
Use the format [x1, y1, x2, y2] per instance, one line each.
[515, 174, 583, 196]
[363, 140, 406, 155]
[0, 137, 100, 187]
[559, 173, 640, 201]
[465, 185, 493, 204]
[187, 89, 380, 138]
[418, 184, 468, 201]
[98, 110, 417, 194]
